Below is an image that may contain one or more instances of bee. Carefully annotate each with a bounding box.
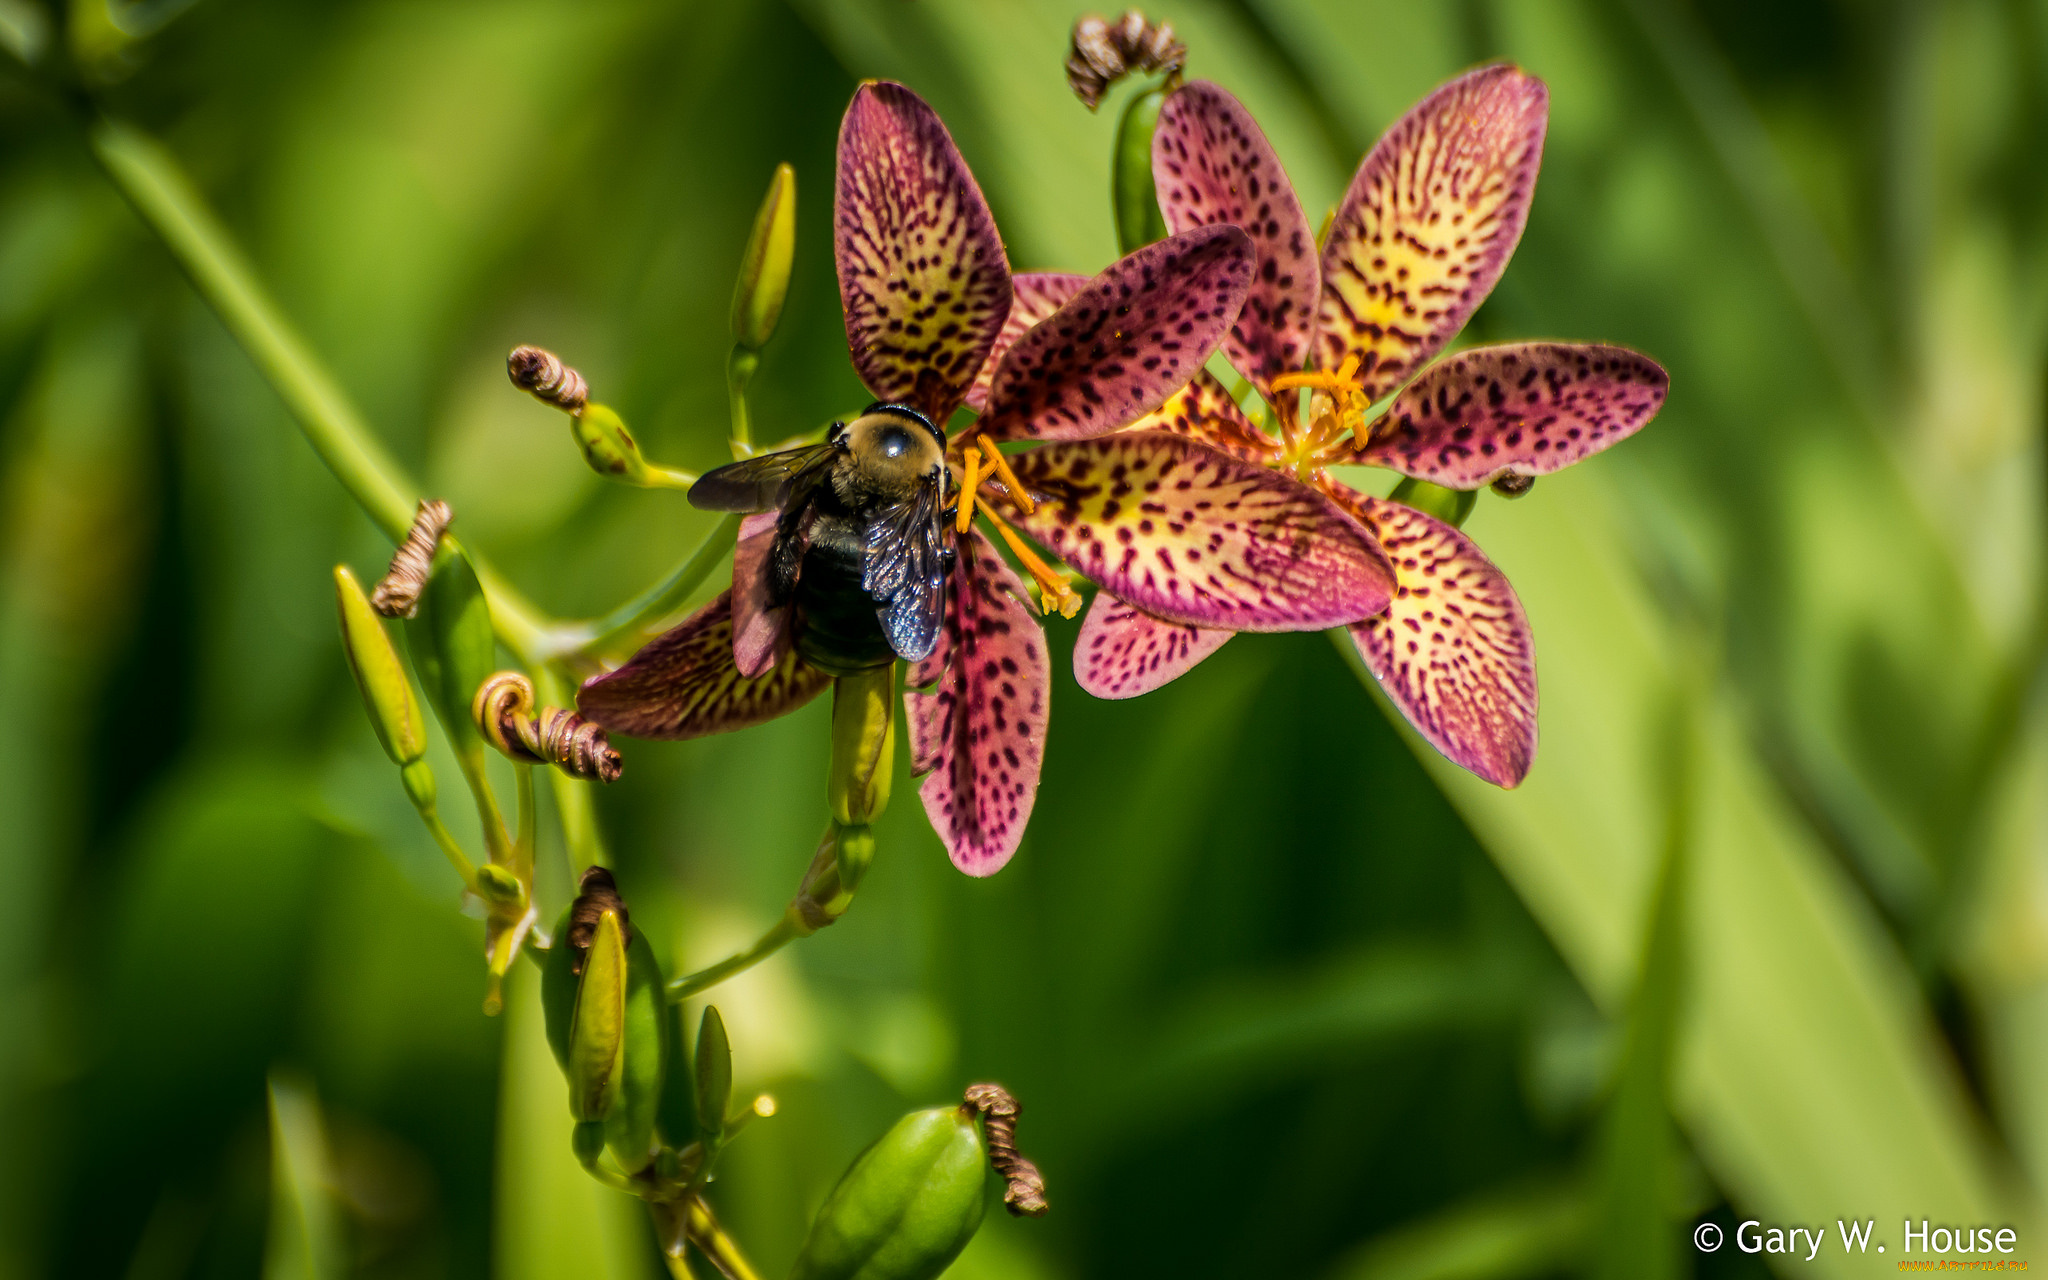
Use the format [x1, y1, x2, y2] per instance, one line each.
[689, 402, 953, 676]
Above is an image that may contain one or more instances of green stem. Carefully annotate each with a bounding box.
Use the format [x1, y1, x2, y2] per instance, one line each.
[511, 762, 536, 883]
[533, 665, 609, 872]
[415, 805, 480, 889]
[685, 1195, 764, 1280]
[726, 346, 758, 449]
[541, 515, 740, 661]
[87, 116, 552, 661]
[666, 915, 802, 1002]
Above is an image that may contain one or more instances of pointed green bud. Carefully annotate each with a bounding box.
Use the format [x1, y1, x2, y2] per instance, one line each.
[475, 863, 525, 912]
[1113, 87, 1170, 255]
[335, 565, 428, 766]
[1389, 477, 1478, 528]
[790, 1106, 989, 1280]
[731, 163, 797, 351]
[607, 927, 669, 1173]
[406, 544, 496, 758]
[829, 667, 896, 827]
[567, 910, 627, 1123]
[694, 1005, 733, 1154]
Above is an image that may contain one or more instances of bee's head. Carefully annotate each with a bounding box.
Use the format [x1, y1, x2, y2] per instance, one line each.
[837, 402, 946, 498]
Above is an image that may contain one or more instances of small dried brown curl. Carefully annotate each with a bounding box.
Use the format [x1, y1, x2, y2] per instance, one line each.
[1066, 10, 1186, 110]
[371, 499, 452, 618]
[473, 671, 624, 784]
[566, 866, 631, 975]
[508, 344, 588, 413]
[962, 1083, 1048, 1217]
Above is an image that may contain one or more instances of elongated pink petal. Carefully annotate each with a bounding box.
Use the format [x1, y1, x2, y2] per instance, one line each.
[1358, 343, 1667, 488]
[837, 81, 1013, 424]
[1006, 432, 1394, 630]
[731, 511, 788, 677]
[1329, 488, 1536, 787]
[905, 528, 1049, 875]
[1074, 593, 1233, 699]
[1122, 368, 1280, 465]
[1153, 81, 1317, 398]
[965, 272, 1088, 413]
[980, 226, 1254, 442]
[1317, 65, 1548, 401]
[579, 592, 830, 740]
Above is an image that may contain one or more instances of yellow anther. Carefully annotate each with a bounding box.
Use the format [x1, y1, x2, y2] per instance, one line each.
[975, 495, 1083, 618]
[956, 444, 983, 533]
[976, 434, 1036, 514]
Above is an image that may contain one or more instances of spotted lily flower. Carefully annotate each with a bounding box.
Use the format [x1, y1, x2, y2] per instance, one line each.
[580, 81, 1394, 874]
[1048, 68, 1668, 787]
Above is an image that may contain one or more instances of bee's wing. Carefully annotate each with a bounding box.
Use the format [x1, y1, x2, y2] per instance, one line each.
[864, 476, 948, 663]
[688, 444, 838, 513]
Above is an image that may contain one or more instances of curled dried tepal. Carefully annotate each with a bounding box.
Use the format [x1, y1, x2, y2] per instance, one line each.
[962, 1082, 1048, 1217]
[1066, 9, 1185, 109]
[474, 671, 623, 782]
[507, 344, 588, 413]
[370, 499, 452, 619]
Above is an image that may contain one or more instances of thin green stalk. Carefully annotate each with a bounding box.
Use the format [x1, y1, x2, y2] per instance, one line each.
[416, 807, 480, 889]
[726, 347, 757, 449]
[543, 515, 741, 662]
[87, 116, 552, 661]
[685, 1196, 764, 1280]
[512, 762, 536, 886]
[667, 916, 802, 1002]
[533, 665, 609, 872]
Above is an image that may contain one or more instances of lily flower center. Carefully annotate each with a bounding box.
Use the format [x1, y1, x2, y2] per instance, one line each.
[955, 434, 1085, 619]
[1268, 354, 1372, 482]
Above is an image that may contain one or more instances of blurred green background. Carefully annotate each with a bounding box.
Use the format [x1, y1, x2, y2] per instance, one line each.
[5, 0, 2047, 1277]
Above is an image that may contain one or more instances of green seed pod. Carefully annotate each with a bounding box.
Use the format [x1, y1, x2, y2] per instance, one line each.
[694, 1005, 733, 1154]
[1388, 476, 1478, 529]
[542, 882, 668, 1173]
[730, 163, 797, 351]
[607, 926, 667, 1172]
[828, 667, 896, 827]
[790, 1106, 989, 1280]
[335, 565, 427, 766]
[571, 403, 653, 484]
[1113, 86, 1170, 255]
[406, 543, 496, 761]
[567, 910, 627, 1124]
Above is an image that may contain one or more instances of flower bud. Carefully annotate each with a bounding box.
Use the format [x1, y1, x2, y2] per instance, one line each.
[567, 909, 627, 1124]
[406, 543, 496, 760]
[542, 870, 668, 1172]
[829, 668, 896, 827]
[730, 163, 797, 351]
[789, 1106, 988, 1280]
[694, 1005, 733, 1154]
[335, 565, 428, 766]
[1388, 476, 1478, 528]
[1113, 86, 1170, 254]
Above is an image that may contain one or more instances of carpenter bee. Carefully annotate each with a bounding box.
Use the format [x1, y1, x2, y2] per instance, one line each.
[689, 402, 953, 675]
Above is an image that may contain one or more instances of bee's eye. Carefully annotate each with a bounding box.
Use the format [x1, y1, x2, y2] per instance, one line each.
[827, 421, 846, 441]
[876, 425, 912, 458]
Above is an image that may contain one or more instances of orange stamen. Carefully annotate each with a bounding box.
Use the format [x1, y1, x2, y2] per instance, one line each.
[975, 495, 1083, 618]
[976, 434, 1035, 514]
[956, 444, 983, 533]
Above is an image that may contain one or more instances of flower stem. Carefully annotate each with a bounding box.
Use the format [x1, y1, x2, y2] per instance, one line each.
[415, 805, 480, 890]
[666, 914, 803, 1002]
[542, 515, 741, 662]
[532, 665, 609, 874]
[726, 347, 758, 450]
[685, 1195, 764, 1280]
[88, 116, 552, 661]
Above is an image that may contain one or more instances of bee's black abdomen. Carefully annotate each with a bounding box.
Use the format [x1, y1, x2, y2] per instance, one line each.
[793, 538, 897, 676]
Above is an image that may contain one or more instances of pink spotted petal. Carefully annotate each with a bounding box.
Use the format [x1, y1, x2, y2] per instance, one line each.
[964, 272, 1089, 414]
[1006, 432, 1395, 631]
[579, 591, 830, 740]
[905, 528, 1049, 876]
[837, 81, 1013, 425]
[1357, 342, 1667, 489]
[1153, 81, 1317, 399]
[1074, 593, 1233, 699]
[731, 511, 788, 677]
[1331, 488, 1536, 788]
[1122, 368, 1280, 466]
[1318, 65, 1548, 401]
[979, 226, 1254, 442]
